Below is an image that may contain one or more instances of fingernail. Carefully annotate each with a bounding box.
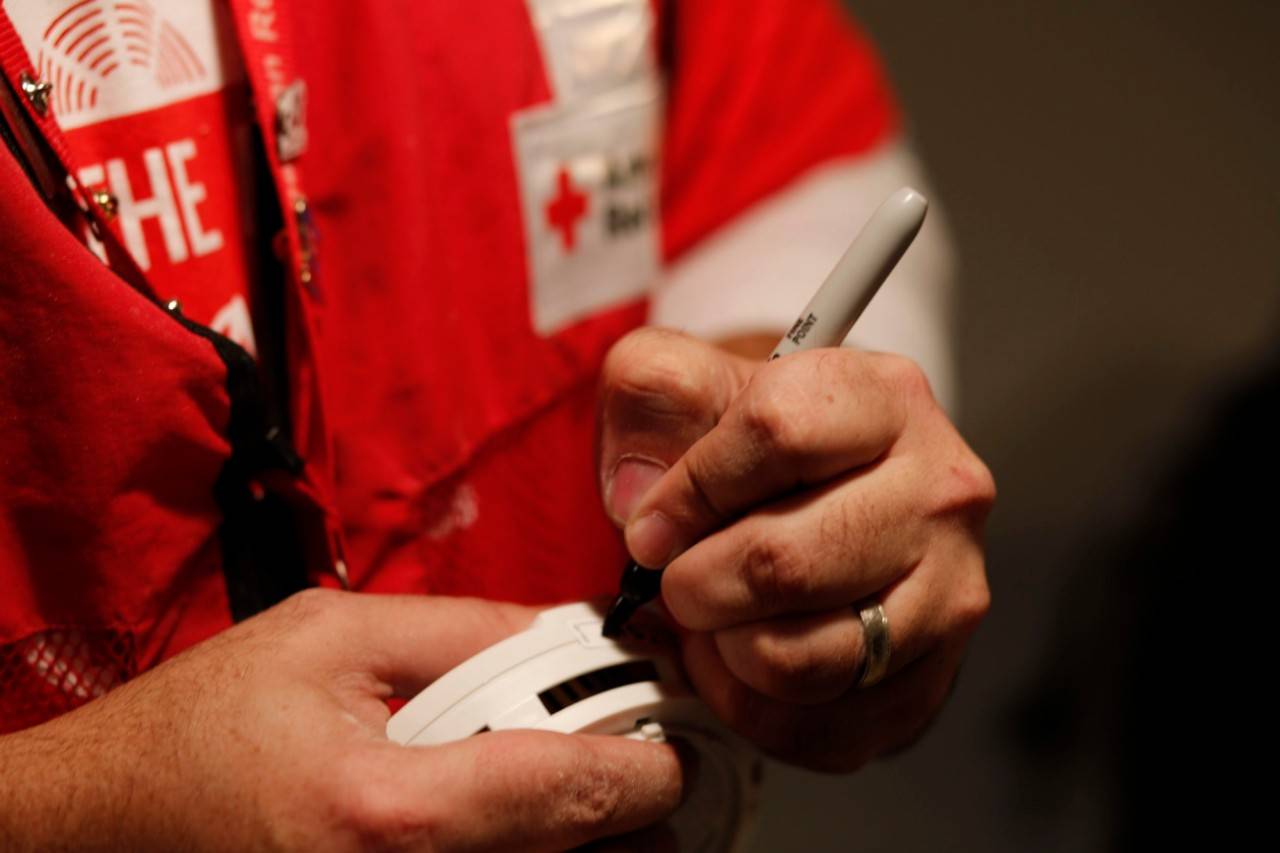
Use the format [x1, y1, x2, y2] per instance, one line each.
[606, 456, 667, 524]
[627, 512, 680, 568]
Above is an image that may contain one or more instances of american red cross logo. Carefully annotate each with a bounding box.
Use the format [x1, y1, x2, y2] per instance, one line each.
[545, 166, 589, 252]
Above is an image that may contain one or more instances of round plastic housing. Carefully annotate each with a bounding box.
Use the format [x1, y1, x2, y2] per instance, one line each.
[387, 601, 762, 851]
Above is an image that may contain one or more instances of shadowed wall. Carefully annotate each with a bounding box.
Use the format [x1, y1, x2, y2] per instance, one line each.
[750, 2, 1279, 849]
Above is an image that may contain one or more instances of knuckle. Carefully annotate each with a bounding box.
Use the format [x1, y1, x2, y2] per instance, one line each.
[603, 330, 713, 419]
[736, 377, 808, 460]
[880, 350, 931, 394]
[269, 589, 357, 659]
[349, 787, 415, 843]
[972, 457, 999, 507]
[876, 354, 935, 403]
[327, 759, 428, 848]
[749, 633, 833, 698]
[932, 452, 998, 522]
[279, 587, 343, 625]
[740, 531, 811, 604]
[953, 572, 992, 634]
[603, 327, 675, 375]
[550, 741, 623, 832]
[810, 349, 873, 405]
[957, 450, 998, 507]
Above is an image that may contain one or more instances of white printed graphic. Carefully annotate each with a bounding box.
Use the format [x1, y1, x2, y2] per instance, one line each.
[74, 136, 223, 271]
[514, 0, 662, 335]
[210, 294, 257, 357]
[7, 0, 229, 130]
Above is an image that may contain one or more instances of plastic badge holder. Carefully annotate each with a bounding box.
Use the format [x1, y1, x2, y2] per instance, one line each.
[387, 601, 762, 851]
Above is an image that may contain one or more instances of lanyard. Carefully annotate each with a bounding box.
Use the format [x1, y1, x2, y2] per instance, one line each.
[225, 0, 316, 294]
[223, 1, 346, 587]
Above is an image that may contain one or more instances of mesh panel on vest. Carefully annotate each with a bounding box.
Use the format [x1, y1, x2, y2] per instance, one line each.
[0, 628, 136, 734]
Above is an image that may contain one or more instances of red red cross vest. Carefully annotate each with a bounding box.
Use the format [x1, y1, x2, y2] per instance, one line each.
[0, 0, 897, 732]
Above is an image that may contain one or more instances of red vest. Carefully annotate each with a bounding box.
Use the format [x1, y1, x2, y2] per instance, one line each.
[0, 0, 896, 732]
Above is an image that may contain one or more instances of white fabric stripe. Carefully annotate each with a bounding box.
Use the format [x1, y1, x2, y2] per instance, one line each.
[523, 0, 657, 103]
[649, 141, 960, 412]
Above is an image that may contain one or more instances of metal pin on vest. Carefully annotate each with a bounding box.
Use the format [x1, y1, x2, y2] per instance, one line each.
[18, 72, 52, 117]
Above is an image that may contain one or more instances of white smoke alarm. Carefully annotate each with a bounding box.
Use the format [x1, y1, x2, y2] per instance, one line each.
[387, 601, 762, 851]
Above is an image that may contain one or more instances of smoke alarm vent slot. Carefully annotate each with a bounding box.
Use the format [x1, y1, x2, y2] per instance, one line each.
[538, 660, 660, 715]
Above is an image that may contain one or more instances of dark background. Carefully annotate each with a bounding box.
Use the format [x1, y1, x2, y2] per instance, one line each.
[751, 2, 1280, 849]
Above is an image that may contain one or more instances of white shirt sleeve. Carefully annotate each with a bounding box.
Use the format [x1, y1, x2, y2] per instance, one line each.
[649, 140, 960, 413]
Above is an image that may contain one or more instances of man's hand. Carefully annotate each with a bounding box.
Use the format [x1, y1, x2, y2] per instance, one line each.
[0, 591, 682, 851]
[599, 328, 994, 772]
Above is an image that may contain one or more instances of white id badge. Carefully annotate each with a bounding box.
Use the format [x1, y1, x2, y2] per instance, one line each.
[512, 81, 662, 336]
[525, 0, 658, 102]
[513, 0, 663, 336]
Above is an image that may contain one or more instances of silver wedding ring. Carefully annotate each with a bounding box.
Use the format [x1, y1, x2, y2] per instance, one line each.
[856, 603, 892, 688]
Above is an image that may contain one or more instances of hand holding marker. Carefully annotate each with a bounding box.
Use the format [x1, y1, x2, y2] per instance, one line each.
[602, 187, 930, 637]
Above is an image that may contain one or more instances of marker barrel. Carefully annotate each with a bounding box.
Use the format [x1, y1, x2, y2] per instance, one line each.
[770, 187, 928, 360]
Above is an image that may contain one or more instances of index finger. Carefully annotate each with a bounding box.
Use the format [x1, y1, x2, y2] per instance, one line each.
[624, 350, 907, 569]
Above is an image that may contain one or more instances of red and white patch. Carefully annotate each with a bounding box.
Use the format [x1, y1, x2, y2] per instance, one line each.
[9, 1, 259, 354]
[13, 0, 227, 130]
[513, 0, 662, 336]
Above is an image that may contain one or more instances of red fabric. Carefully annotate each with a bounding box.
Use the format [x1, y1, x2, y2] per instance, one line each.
[0, 143, 233, 684]
[661, 0, 898, 259]
[353, 378, 630, 603]
[292, 0, 895, 595]
[0, 0, 897, 732]
[290, 1, 650, 594]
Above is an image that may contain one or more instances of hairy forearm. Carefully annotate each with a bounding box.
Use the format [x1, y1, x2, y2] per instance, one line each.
[0, 675, 228, 851]
[0, 715, 123, 851]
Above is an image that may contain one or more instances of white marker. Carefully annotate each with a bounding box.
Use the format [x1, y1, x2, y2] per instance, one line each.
[770, 186, 928, 360]
[602, 187, 929, 637]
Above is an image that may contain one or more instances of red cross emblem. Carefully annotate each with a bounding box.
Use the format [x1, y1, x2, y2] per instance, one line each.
[545, 166, 589, 252]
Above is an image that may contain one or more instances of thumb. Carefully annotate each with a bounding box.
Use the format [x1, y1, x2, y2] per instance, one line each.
[391, 729, 684, 852]
[598, 328, 752, 526]
[315, 592, 539, 698]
